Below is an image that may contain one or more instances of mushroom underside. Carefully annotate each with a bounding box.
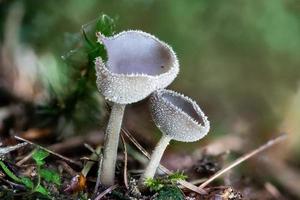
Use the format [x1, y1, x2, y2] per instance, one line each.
[162, 92, 204, 126]
[104, 34, 173, 75]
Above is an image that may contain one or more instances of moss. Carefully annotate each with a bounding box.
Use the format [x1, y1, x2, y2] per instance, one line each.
[155, 186, 184, 200]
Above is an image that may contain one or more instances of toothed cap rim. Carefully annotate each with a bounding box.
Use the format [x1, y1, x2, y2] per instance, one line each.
[150, 89, 210, 142]
[95, 30, 179, 104]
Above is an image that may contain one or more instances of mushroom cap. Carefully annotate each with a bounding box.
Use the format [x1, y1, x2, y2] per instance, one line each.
[150, 89, 210, 142]
[95, 30, 179, 104]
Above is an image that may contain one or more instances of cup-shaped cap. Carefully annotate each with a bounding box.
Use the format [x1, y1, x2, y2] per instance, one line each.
[95, 30, 179, 104]
[150, 89, 210, 142]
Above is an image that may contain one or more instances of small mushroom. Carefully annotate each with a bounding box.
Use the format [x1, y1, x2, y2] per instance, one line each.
[139, 89, 210, 185]
[95, 31, 179, 186]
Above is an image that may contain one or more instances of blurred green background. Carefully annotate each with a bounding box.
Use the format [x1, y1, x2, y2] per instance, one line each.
[1, 0, 300, 192]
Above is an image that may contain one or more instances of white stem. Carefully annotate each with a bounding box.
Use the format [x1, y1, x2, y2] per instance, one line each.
[100, 103, 126, 186]
[140, 135, 171, 183]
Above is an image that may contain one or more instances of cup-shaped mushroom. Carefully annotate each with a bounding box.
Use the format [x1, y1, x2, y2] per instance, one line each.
[95, 30, 179, 104]
[150, 89, 210, 142]
[95, 30, 179, 186]
[139, 89, 210, 187]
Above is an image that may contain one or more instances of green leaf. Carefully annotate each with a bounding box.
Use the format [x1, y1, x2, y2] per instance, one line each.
[32, 149, 49, 166]
[81, 14, 115, 49]
[96, 14, 116, 37]
[155, 186, 184, 200]
[21, 176, 50, 198]
[34, 185, 49, 196]
[40, 168, 61, 185]
[0, 161, 22, 183]
[21, 177, 34, 189]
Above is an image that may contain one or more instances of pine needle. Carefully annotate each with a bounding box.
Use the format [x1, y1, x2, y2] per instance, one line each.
[198, 134, 287, 189]
[94, 184, 118, 200]
[14, 136, 82, 167]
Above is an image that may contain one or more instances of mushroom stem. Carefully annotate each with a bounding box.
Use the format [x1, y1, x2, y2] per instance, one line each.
[139, 134, 171, 184]
[100, 103, 126, 186]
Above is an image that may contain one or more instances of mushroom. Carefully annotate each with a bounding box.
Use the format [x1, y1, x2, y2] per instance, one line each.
[95, 30, 179, 186]
[139, 89, 210, 185]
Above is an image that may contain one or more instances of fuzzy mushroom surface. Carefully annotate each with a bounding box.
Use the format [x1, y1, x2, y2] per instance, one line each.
[95, 30, 179, 104]
[95, 30, 179, 186]
[139, 89, 210, 185]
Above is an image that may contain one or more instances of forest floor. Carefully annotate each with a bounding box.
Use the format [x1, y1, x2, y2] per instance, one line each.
[0, 117, 291, 200]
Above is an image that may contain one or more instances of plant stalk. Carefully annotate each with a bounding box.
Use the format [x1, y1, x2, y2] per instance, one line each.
[139, 135, 171, 184]
[100, 103, 126, 186]
[82, 146, 102, 177]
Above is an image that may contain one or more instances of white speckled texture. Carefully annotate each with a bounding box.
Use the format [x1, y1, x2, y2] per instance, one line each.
[140, 135, 171, 182]
[95, 30, 179, 104]
[100, 103, 125, 185]
[150, 89, 210, 142]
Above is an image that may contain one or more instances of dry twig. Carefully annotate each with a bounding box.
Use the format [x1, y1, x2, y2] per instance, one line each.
[94, 151, 103, 195]
[81, 146, 101, 177]
[16, 150, 34, 166]
[57, 160, 77, 176]
[0, 176, 26, 189]
[198, 134, 287, 189]
[0, 142, 27, 156]
[95, 184, 118, 200]
[264, 182, 284, 200]
[14, 136, 82, 167]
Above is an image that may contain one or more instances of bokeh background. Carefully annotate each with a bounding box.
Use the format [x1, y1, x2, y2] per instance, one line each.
[1, 0, 300, 198]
